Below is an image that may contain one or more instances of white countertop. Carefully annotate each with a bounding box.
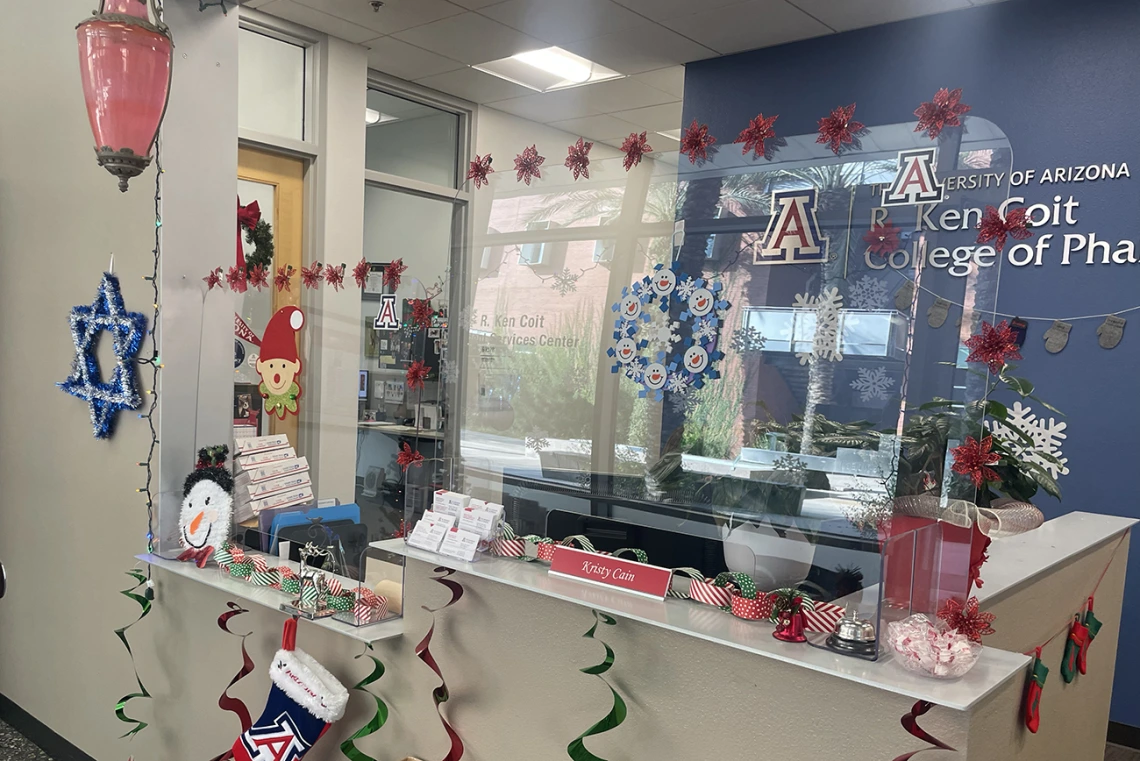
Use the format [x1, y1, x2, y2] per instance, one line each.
[371, 511, 1133, 711]
[138, 553, 403, 644]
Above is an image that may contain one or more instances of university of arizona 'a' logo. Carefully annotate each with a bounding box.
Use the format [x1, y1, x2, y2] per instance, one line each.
[755, 189, 828, 265]
[373, 293, 399, 330]
[238, 713, 310, 761]
[881, 148, 945, 207]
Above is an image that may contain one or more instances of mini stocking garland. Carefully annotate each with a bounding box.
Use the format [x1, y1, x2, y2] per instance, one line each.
[231, 618, 347, 761]
[1060, 614, 1089, 684]
[1023, 647, 1048, 734]
[1079, 597, 1103, 676]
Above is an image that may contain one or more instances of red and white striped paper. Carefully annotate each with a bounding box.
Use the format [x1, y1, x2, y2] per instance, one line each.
[803, 602, 845, 633]
[491, 538, 526, 557]
[689, 578, 733, 608]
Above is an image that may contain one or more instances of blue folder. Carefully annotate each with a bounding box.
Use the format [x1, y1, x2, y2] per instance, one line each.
[259, 503, 362, 553]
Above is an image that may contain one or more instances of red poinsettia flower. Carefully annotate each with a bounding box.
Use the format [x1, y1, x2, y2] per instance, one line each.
[816, 103, 864, 155]
[226, 265, 247, 293]
[410, 298, 434, 329]
[275, 265, 294, 293]
[247, 264, 269, 291]
[863, 221, 900, 256]
[324, 263, 345, 291]
[300, 262, 324, 289]
[513, 144, 545, 185]
[737, 112, 778, 160]
[383, 259, 407, 289]
[203, 268, 223, 291]
[564, 137, 593, 181]
[976, 205, 1032, 253]
[466, 153, 494, 189]
[352, 258, 371, 289]
[620, 131, 652, 171]
[951, 435, 1001, 489]
[397, 442, 424, 472]
[969, 527, 992, 592]
[914, 87, 971, 140]
[680, 119, 716, 164]
[965, 320, 1022, 373]
[406, 360, 429, 391]
[937, 597, 995, 643]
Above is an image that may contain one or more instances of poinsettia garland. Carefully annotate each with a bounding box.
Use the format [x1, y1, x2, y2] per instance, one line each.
[406, 360, 429, 391]
[680, 119, 716, 164]
[965, 320, 1023, 373]
[737, 112, 778, 160]
[816, 102, 865, 155]
[937, 597, 995, 643]
[976, 205, 1033, 253]
[620, 131, 652, 171]
[914, 87, 971, 140]
[397, 442, 424, 472]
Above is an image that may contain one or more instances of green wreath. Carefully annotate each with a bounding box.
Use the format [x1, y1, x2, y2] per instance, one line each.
[242, 217, 274, 272]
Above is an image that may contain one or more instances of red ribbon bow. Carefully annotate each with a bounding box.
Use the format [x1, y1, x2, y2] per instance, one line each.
[236, 198, 261, 269]
[177, 545, 214, 569]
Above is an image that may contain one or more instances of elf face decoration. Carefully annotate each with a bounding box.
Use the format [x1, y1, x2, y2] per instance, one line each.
[255, 306, 305, 419]
[177, 446, 234, 568]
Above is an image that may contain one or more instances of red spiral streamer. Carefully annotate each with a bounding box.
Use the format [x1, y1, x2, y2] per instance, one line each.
[414, 567, 465, 761]
[892, 700, 956, 761]
[217, 602, 255, 733]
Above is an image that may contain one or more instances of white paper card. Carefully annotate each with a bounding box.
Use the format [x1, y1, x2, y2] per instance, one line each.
[457, 507, 498, 541]
[407, 519, 449, 552]
[437, 527, 480, 562]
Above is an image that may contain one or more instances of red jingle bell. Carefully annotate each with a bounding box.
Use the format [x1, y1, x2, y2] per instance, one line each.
[773, 608, 808, 643]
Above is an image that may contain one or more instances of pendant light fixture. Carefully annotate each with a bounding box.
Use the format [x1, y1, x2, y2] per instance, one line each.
[76, 0, 173, 192]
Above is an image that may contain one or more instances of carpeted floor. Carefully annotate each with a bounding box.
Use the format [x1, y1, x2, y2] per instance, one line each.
[0, 721, 49, 761]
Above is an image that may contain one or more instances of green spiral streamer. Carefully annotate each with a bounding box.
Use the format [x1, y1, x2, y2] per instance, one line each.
[340, 644, 390, 761]
[114, 570, 153, 739]
[567, 611, 627, 761]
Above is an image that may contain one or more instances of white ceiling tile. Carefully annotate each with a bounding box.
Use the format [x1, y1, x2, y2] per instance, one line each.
[416, 67, 536, 102]
[449, 0, 508, 8]
[660, 1, 832, 55]
[488, 88, 597, 122]
[365, 37, 465, 80]
[255, 0, 378, 43]
[574, 77, 676, 113]
[479, 0, 645, 45]
[393, 12, 545, 65]
[610, 101, 682, 132]
[563, 21, 718, 74]
[242, 0, 275, 8]
[787, 0, 971, 31]
[292, 0, 464, 35]
[547, 114, 642, 141]
[611, 0, 743, 21]
[632, 66, 685, 99]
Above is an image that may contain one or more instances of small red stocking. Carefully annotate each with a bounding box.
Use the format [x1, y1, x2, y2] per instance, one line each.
[1079, 596, 1103, 676]
[1024, 648, 1048, 734]
[1061, 614, 1089, 684]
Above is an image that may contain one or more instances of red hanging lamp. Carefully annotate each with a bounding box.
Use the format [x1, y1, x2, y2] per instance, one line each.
[77, 0, 173, 192]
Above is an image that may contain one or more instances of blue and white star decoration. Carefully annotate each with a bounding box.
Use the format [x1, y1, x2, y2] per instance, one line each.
[58, 272, 148, 439]
[607, 263, 730, 402]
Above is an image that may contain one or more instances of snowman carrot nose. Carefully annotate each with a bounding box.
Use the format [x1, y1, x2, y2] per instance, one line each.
[190, 511, 205, 534]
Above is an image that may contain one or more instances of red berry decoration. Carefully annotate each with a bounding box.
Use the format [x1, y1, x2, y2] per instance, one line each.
[513, 144, 545, 185]
[816, 103, 864, 155]
[620, 131, 652, 171]
[737, 112, 778, 160]
[324, 263, 345, 292]
[226, 265, 247, 293]
[937, 597, 995, 643]
[411, 298, 433, 330]
[301, 262, 324, 289]
[397, 442, 424, 472]
[383, 258, 407, 290]
[964, 319, 1022, 374]
[203, 268, 223, 291]
[352, 258, 370, 288]
[406, 360, 429, 391]
[274, 265, 294, 293]
[564, 137, 593, 181]
[247, 264, 269, 291]
[680, 119, 716, 164]
[914, 87, 971, 140]
[863, 220, 900, 256]
[976, 205, 1032, 253]
[466, 153, 494, 189]
[951, 435, 1001, 489]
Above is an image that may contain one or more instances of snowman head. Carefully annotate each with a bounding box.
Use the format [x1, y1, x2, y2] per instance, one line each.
[179, 446, 234, 550]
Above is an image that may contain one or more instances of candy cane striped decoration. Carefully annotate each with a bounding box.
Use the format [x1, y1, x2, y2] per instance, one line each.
[491, 538, 525, 557]
[803, 602, 845, 633]
[689, 578, 733, 607]
[325, 578, 343, 597]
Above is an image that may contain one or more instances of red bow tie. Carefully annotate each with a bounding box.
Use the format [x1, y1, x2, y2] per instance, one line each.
[177, 546, 214, 569]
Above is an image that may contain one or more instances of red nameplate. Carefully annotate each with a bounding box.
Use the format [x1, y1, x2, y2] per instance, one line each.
[549, 546, 672, 599]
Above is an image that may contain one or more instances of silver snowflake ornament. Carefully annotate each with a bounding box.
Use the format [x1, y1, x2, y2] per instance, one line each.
[848, 274, 890, 310]
[552, 268, 580, 296]
[850, 366, 895, 402]
[676, 276, 698, 301]
[730, 326, 765, 355]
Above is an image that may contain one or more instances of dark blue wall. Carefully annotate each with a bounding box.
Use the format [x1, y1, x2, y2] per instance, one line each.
[683, 0, 1140, 725]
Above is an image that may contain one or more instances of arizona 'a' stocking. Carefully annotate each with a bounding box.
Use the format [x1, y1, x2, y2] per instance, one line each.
[1061, 614, 1089, 684]
[1024, 648, 1048, 734]
[1079, 596, 1103, 676]
[232, 618, 348, 761]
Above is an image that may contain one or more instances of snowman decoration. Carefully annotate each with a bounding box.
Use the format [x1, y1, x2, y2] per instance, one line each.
[176, 445, 234, 568]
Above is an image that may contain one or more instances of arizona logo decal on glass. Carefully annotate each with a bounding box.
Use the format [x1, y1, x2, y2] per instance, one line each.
[373, 293, 400, 330]
[881, 147, 946, 207]
[755, 188, 828, 265]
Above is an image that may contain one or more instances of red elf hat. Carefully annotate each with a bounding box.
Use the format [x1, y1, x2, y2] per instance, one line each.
[259, 306, 305, 365]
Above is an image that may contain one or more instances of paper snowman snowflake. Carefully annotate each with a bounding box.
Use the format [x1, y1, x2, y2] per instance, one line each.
[177, 445, 235, 568]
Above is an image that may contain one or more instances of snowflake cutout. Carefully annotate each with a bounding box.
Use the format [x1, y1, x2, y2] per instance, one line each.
[848, 274, 891, 310]
[985, 401, 1069, 479]
[669, 386, 700, 415]
[793, 286, 844, 364]
[850, 366, 895, 402]
[456, 305, 479, 331]
[525, 435, 549, 452]
[665, 373, 690, 394]
[730, 326, 765, 355]
[644, 312, 681, 355]
[692, 317, 719, 344]
[676, 277, 698, 301]
[552, 268, 580, 296]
